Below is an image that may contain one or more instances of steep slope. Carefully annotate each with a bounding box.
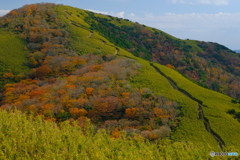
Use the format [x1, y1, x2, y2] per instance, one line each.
[114, 49, 240, 149]
[0, 3, 240, 154]
[151, 63, 240, 149]
[69, 8, 240, 99]
[0, 3, 179, 141]
[55, 4, 240, 150]
[54, 5, 240, 148]
[0, 29, 29, 91]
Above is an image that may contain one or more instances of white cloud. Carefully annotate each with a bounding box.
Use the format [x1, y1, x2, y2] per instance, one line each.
[126, 12, 240, 49]
[127, 13, 140, 20]
[116, 12, 125, 18]
[169, 0, 229, 5]
[104, 0, 130, 1]
[131, 12, 240, 29]
[129, 13, 135, 17]
[82, 8, 239, 49]
[198, 0, 229, 5]
[0, 10, 10, 16]
[87, 9, 109, 15]
[87, 9, 125, 18]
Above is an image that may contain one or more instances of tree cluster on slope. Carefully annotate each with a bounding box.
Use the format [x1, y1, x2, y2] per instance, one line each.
[83, 13, 240, 99]
[0, 3, 180, 140]
[1, 54, 179, 140]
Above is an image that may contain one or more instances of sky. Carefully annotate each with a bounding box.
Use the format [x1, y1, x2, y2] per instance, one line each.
[0, 0, 239, 50]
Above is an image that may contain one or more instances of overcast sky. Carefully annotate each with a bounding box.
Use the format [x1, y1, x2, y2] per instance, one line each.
[1, 0, 239, 50]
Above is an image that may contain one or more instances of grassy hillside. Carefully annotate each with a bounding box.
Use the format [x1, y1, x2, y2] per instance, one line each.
[184, 39, 204, 53]
[153, 63, 240, 148]
[0, 3, 180, 141]
[115, 49, 240, 150]
[0, 3, 240, 158]
[0, 29, 29, 89]
[66, 6, 240, 99]
[53, 4, 240, 149]
[117, 51, 219, 149]
[55, 6, 120, 55]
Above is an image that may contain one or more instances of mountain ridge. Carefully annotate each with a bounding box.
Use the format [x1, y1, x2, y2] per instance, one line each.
[74, 8, 240, 99]
[234, 50, 240, 53]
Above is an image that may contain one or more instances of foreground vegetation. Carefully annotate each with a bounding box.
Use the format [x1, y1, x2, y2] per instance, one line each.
[1, 110, 239, 160]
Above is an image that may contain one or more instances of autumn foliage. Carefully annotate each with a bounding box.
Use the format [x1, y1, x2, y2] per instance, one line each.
[1, 54, 179, 140]
[85, 87, 94, 95]
[0, 3, 179, 140]
[85, 13, 240, 99]
[125, 108, 139, 119]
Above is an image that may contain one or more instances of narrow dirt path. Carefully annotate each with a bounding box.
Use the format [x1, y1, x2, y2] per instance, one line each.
[88, 32, 93, 38]
[198, 105, 225, 150]
[150, 63, 225, 151]
[114, 48, 119, 55]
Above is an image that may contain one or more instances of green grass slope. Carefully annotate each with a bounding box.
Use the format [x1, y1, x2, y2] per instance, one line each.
[55, 6, 117, 55]
[155, 63, 240, 148]
[61, 4, 240, 100]
[184, 39, 204, 53]
[53, 5, 240, 150]
[0, 28, 29, 89]
[116, 49, 220, 150]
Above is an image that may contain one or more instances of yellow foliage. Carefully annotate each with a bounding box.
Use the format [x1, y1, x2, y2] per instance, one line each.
[154, 108, 170, 119]
[29, 57, 38, 66]
[66, 75, 77, 83]
[10, 11, 18, 16]
[125, 108, 139, 118]
[69, 108, 87, 118]
[85, 87, 94, 95]
[4, 83, 15, 89]
[41, 103, 55, 116]
[3, 72, 15, 79]
[76, 98, 88, 106]
[174, 50, 179, 54]
[5, 87, 15, 92]
[89, 65, 102, 72]
[42, 103, 54, 110]
[19, 94, 30, 101]
[65, 85, 76, 90]
[149, 133, 158, 140]
[57, 89, 67, 95]
[45, 117, 56, 122]
[166, 64, 175, 69]
[27, 105, 37, 113]
[121, 92, 130, 98]
[111, 129, 121, 138]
